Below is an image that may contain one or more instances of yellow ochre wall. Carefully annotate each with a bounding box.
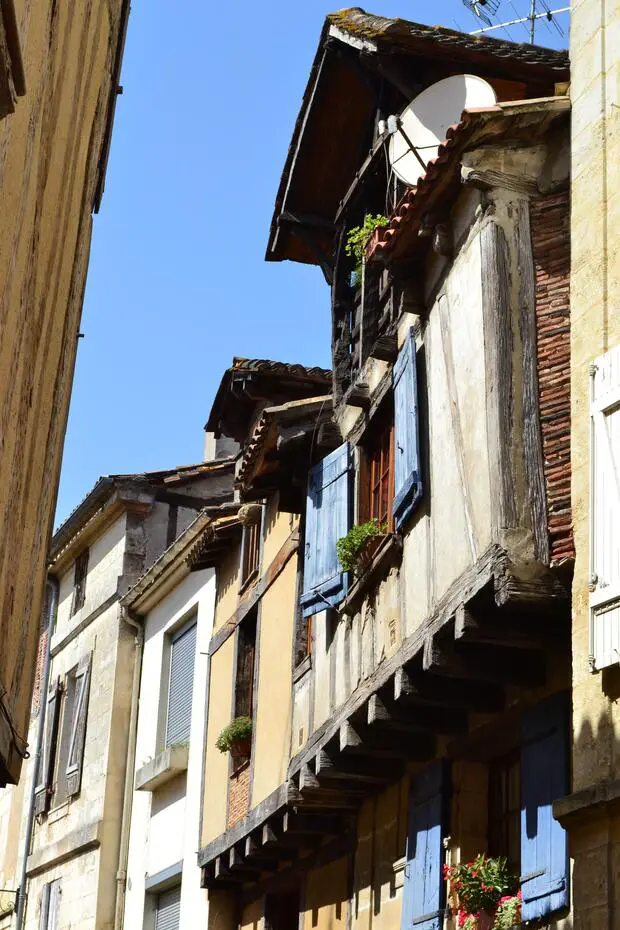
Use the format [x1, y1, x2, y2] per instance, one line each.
[304, 857, 349, 930]
[0, 0, 125, 784]
[202, 634, 235, 848]
[251, 556, 297, 807]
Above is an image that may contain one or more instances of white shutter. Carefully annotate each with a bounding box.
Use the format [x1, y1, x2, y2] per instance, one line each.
[155, 886, 181, 930]
[590, 346, 620, 670]
[165, 620, 197, 746]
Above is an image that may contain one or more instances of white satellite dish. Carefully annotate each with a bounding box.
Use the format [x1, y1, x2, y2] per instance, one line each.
[388, 74, 497, 187]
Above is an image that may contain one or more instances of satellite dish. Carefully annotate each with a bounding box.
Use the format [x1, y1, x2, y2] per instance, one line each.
[388, 75, 497, 187]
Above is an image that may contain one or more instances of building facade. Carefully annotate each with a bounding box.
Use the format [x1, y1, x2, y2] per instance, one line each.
[0, 462, 234, 929]
[552, 0, 620, 927]
[199, 13, 576, 930]
[0, 0, 129, 787]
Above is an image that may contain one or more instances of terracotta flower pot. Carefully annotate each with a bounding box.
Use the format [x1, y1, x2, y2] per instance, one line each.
[355, 534, 386, 574]
[231, 737, 251, 760]
[478, 910, 495, 930]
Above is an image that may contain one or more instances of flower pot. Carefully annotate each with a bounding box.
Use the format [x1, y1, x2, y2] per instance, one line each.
[478, 911, 495, 930]
[231, 737, 251, 760]
[355, 534, 386, 574]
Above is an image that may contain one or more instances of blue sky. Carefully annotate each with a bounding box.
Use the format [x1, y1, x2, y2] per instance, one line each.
[55, 0, 569, 526]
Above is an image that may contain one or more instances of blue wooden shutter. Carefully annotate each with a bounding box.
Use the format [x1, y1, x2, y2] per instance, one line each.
[393, 329, 422, 529]
[300, 442, 351, 618]
[401, 761, 450, 930]
[521, 693, 569, 920]
[166, 619, 197, 746]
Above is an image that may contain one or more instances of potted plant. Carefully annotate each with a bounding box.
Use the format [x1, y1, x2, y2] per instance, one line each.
[215, 716, 253, 759]
[336, 520, 388, 576]
[345, 214, 389, 287]
[444, 855, 519, 930]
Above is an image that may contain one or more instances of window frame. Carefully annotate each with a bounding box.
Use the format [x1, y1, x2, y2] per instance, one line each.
[362, 400, 395, 531]
[71, 548, 89, 616]
[240, 517, 262, 591]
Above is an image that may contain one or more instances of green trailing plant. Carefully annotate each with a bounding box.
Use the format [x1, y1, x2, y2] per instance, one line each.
[493, 893, 522, 930]
[215, 716, 253, 753]
[345, 214, 389, 283]
[336, 520, 387, 574]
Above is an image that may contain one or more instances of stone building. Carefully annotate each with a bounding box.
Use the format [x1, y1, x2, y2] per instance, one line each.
[0, 461, 234, 928]
[0, 0, 129, 788]
[552, 0, 620, 926]
[198, 12, 576, 930]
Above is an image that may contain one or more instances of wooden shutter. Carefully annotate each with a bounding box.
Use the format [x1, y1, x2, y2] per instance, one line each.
[401, 761, 450, 930]
[71, 548, 89, 616]
[155, 885, 181, 930]
[165, 620, 197, 746]
[590, 346, 620, 669]
[38, 883, 50, 930]
[300, 442, 351, 618]
[65, 653, 92, 797]
[47, 882, 60, 930]
[521, 693, 569, 921]
[235, 614, 256, 719]
[393, 329, 422, 529]
[33, 677, 61, 815]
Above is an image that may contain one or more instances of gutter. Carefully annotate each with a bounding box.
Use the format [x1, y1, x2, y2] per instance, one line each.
[113, 607, 143, 930]
[15, 576, 59, 930]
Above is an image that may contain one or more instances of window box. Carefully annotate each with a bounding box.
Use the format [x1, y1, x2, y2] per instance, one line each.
[341, 533, 403, 616]
[135, 743, 189, 792]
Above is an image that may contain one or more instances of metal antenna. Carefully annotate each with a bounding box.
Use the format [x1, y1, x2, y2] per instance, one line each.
[462, 0, 569, 43]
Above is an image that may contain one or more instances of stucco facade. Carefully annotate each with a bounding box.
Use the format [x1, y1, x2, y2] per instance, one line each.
[0, 0, 129, 787]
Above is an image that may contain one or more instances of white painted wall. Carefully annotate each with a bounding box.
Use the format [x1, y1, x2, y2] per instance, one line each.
[124, 567, 215, 930]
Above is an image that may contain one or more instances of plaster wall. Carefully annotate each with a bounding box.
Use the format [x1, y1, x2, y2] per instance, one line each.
[124, 567, 215, 930]
[201, 635, 235, 848]
[262, 496, 298, 570]
[0, 0, 126, 785]
[303, 856, 349, 930]
[251, 558, 297, 807]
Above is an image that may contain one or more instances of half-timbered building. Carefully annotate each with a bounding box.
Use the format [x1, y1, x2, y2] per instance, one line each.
[199, 12, 574, 930]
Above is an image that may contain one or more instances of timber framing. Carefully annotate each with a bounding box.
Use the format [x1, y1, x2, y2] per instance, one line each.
[198, 543, 569, 890]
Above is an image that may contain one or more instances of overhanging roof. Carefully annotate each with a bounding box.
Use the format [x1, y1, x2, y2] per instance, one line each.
[266, 7, 570, 267]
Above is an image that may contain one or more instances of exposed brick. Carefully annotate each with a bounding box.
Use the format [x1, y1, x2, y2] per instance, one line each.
[530, 191, 574, 566]
[227, 758, 251, 829]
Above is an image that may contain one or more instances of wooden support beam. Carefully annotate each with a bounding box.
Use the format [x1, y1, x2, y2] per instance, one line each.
[370, 334, 398, 363]
[343, 381, 370, 409]
[367, 693, 467, 737]
[283, 811, 350, 836]
[454, 604, 561, 651]
[214, 856, 246, 883]
[339, 719, 435, 762]
[423, 634, 545, 689]
[393, 665, 505, 714]
[314, 746, 396, 787]
[244, 835, 288, 869]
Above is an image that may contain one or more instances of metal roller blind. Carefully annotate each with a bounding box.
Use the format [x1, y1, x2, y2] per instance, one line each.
[165, 620, 197, 746]
[155, 885, 181, 930]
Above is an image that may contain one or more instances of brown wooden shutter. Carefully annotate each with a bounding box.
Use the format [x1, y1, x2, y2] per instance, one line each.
[33, 677, 61, 816]
[65, 653, 91, 797]
[235, 615, 257, 719]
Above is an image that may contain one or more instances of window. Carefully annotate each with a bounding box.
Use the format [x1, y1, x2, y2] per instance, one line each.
[34, 654, 91, 814]
[165, 618, 197, 747]
[71, 548, 89, 616]
[363, 403, 395, 531]
[393, 329, 422, 529]
[240, 519, 261, 588]
[488, 750, 521, 874]
[155, 885, 181, 930]
[235, 611, 257, 721]
[39, 880, 60, 930]
[300, 442, 352, 617]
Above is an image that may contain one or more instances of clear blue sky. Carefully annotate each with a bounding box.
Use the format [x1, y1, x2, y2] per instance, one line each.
[55, 0, 569, 526]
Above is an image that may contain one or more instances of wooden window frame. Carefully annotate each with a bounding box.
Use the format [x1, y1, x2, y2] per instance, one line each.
[240, 520, 261, 591]
[361, 403, 395, 532]
[488, 748, 521, 875]
[71, 548, 89, 617]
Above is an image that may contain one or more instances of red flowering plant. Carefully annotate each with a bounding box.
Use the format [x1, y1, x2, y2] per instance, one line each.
[443, 855, 519, 930]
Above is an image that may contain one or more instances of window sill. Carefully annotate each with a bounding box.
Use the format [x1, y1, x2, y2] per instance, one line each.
[293, 654, 312, 683]
[341, 533, 403, 616]
[135, 743, 189, 792]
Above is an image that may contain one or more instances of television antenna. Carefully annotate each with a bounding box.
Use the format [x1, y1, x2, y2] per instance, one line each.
[462, 0, 569, 44]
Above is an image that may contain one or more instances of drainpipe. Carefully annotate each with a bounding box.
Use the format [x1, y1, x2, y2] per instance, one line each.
[113, 607, 144, 930]
[15, 575, 59, 930]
